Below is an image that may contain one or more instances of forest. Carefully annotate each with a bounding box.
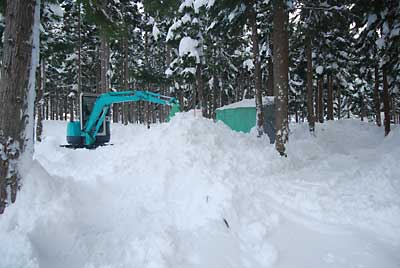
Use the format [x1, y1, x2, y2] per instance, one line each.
[1, 0, 399, 152]
[0, 1, 399, 267]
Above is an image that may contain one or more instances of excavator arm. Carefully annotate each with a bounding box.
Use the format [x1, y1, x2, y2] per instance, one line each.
[66, 90, 180, 147]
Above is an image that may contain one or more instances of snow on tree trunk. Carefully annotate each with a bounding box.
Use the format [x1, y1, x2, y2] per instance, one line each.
[305, 36, 315, 132]
[0, 0, 40, 214]
[246, 0, 264, 137]
[273, 0, 289, 156]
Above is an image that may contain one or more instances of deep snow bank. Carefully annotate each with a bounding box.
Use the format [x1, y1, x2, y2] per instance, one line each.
[0, 113, 399, 268]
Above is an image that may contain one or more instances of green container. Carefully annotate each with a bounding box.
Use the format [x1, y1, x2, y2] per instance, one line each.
[216, 98, 275, 143]
[216, 107, 256, 133]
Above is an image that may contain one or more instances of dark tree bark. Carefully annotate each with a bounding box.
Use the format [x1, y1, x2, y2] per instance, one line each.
[305, 36, 315, 132]
[373, 65, 382, 126]
[246, 0, 264, 136]
[0, 0, 38, 214]
[266, 55, 274, 96]
[382, 68, 390, 136]
[318, 77, 324, 123]
[360, 93, 365, 121]
[273, 0, 289, 156]
[122, 35, 129, 125]
[327, 75, 334, 120]
[36, 62, 43, 142]
[195, 63, 206, 117]
[337, 84, 341, 119]
[212, 75, 219, 118]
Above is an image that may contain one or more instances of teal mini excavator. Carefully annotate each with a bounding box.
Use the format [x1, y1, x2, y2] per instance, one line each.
[65, 90, 180, 148]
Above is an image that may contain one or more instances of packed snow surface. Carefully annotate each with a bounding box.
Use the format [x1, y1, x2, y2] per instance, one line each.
[1, 112, 400, 268]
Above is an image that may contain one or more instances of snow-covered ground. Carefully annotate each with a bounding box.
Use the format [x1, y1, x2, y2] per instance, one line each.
[1, 112, 399, 268]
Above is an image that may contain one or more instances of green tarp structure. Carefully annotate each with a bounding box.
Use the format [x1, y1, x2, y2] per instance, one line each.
[216, 97, 275, 143]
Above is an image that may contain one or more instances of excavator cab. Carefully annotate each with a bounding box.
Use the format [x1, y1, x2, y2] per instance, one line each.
[66, 93, 110, 147]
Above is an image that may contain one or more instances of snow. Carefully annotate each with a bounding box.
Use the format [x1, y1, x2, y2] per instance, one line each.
[316, 65, 324, 74]
[243, 58, 254, 71]
[1, 115, 400, 268]
[179, 0, 194, 13]
[47, 3, 64, 18]
[179, 37, 200, 63]
[193, 0, 208, 13]
[367, 14, 377, 27]
[166, 19, 182, 42]
[181, 13, 191, 24]
[152, 23, 160, 41]
[217, 97, 275, 110]
[376, 37, 385, 49]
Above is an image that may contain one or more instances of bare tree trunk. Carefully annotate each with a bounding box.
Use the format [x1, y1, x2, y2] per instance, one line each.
[360, 93, 365, 121]
[213, 75, 219, 118]
[337, 84, 341, 119]
[100, 34, 109, 93]
[266, 55, 274, 96]
[123, 36, 129, 125]
[69, 96, 75, 122]
[273, 0, 289, 156]
[0, 0, 39, 214]
[76, 0, 82, 121]
[305, 36, 315, 132]
[382, 68, 390, 136]
[195, 63, 206, 117]
[373, 65, 382, 126]
[45, 96, 49, 120]
[327, 75, 334, 120]
[246, 0, 264, 136]
[36, 62, 43, 142]
[318, 77, 324, 123]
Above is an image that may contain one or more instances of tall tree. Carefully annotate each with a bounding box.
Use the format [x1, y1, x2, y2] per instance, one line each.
[246, 0, 264, 136]
[273, 0, 289, 156]
[0, 0, 40, 214]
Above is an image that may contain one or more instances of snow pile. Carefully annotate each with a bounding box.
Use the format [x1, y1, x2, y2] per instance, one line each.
[0, 114, 399, 268]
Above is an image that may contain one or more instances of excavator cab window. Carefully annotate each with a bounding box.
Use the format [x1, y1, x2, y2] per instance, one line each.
[80, 93, 109, 136]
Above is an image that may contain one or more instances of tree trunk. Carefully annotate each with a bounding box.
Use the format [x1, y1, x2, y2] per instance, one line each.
[123, 36, 129, 125]
[360, 93, 365, 121]
[195, 63, 206, 117]
[318, 77, 324, 123]
[100, 34, 109, 93]
[0, 0, 39, 214]
[305, 36, 315, 132]
[337, 84, 341, 119]
[246, 0, 264, 136]
[267, 54, 274, 96]
[327, 75, 334, 120]
[382, 68, 390, 136]
[36, 62, 43, 142]
[373, 65, 382, 126]
[213, 75, 219, 118]
[273, 0, 289, 156]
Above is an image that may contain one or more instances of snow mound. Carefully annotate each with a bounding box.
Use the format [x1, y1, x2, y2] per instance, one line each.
[0, 113, 399, 268]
